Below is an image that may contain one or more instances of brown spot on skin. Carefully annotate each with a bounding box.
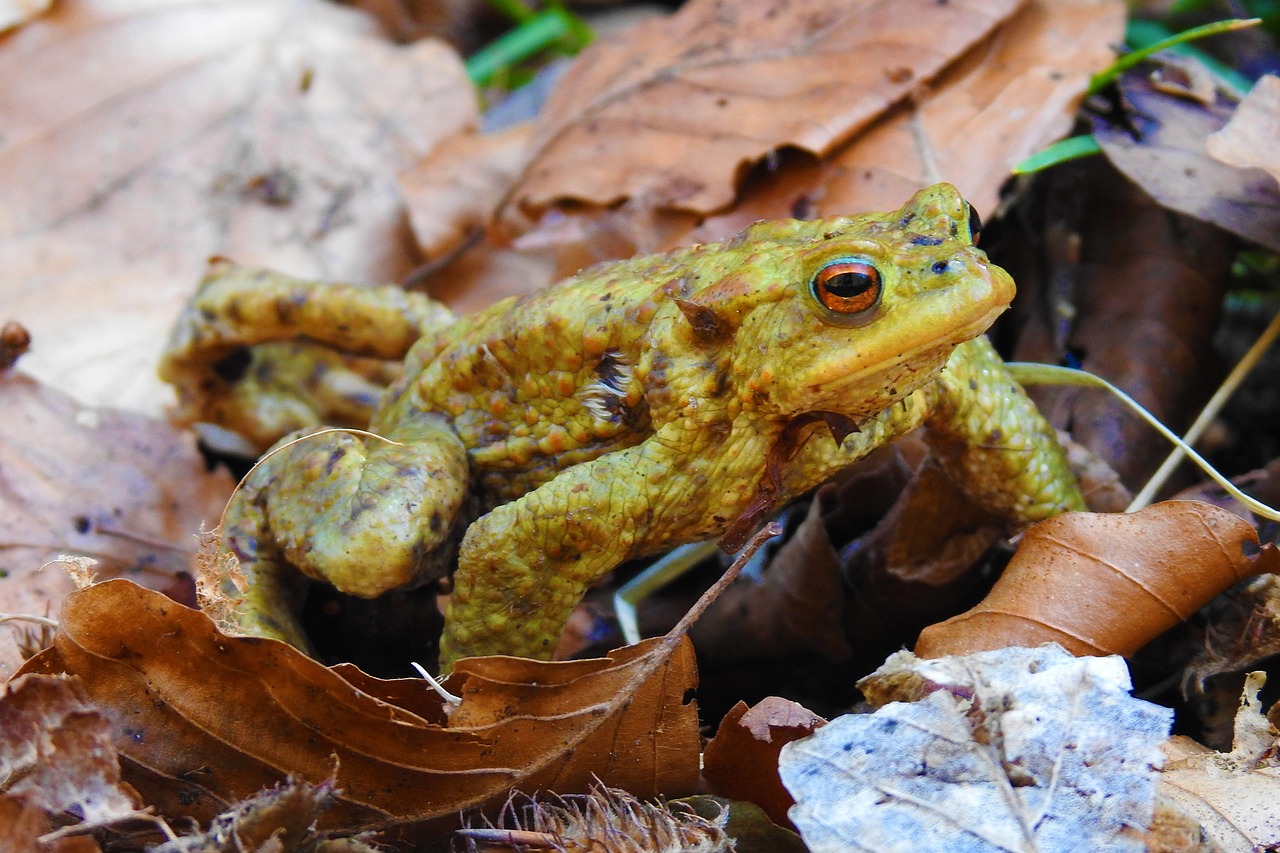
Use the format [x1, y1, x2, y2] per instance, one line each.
[274, 294, 305, 325]
[674, 297, 732, 342]
[324, 446, 346, 475]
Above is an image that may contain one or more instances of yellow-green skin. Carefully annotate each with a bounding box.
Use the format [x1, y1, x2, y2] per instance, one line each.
[160, 185, 1084, 669]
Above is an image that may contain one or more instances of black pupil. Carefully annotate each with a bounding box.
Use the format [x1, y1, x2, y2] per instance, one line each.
[826, 271, 875, 297]
[967, 203, 983, 243]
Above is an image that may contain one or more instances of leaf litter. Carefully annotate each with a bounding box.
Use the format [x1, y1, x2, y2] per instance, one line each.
[4, 0, 1280, 850]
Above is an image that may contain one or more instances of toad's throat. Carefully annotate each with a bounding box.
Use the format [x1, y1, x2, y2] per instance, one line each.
[718, 408, 872, 553]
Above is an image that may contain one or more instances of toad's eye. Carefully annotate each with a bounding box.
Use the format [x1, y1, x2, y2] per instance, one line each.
[967, 203, 983, 244]
[811, 260, 881, 316]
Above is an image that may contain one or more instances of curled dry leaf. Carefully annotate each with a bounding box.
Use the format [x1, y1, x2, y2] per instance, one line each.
[1205, 74, 1280, 187]
[0, 375, 233, 677]
[1, 0, 476, 413]
[781, 645, 1173, 853]
[1158, 672, 1280, 852]
[702, 697, 825, 829]
[915, 501, 1280, 659]
[1094, 66, 1280, 252]
[16, 580, 700, 835]
[510, 0, 1024, 220]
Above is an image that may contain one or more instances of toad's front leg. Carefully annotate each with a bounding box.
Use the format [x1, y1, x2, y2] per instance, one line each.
[440, 423, 737, 669]
[223, 413, 470, 650]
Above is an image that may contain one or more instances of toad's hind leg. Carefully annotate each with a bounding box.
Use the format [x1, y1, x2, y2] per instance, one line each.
[159, 261, 455, 451]
[222, 414, 470, 651]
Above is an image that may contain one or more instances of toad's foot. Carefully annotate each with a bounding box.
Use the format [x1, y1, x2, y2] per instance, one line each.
[160, 261, 455, 452]
[222, 414, 470, 650]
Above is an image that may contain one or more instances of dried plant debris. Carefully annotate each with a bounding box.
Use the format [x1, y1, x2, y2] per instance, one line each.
[0, 674, 142, 842]
[780, 645, 1173, 853]
[456, 784, 731, 853]
[1159, 672, 1280, 852]
[148, 778, 381, 853]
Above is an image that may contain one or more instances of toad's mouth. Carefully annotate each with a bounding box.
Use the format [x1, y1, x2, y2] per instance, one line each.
[800, 300, 1008, 411]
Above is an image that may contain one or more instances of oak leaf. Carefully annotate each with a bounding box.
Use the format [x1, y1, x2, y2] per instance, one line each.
[16, 580, 700, 834]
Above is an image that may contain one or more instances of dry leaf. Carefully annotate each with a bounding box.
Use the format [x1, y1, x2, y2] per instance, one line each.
[781, 645, 1172, 853]
[1008, 157, 1234, 488]
[0, 673, 139, 841]
[915, 501, 1279, 659]
[696, 0, 1126, 235]
[691, 495, 851, 664]
[1, 0, 476, 414]
[0, 0, 49, 33]
[1158, 672, 1280, 852]
[1205, 74, 1280, 187]
[17, 580, 700, 834]
[489, 0, 1121, 292]
[0, 374, 233, 676]
[511, 0, 1024, 219]
[702, 698, 825, 829]
[1094, 66, 1280, 252]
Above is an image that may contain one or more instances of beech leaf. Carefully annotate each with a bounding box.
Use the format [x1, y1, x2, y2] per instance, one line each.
[780, 645, 1173, 853]
[1, 0, 476, 414]
[702, 697, 826, 828]
[915, 501, 1279, 659]
[16, 580, 700, 833]
[1094, 67, 1280, 252]
[0, 374, 233, 677]
[512, 0, 1024, 218]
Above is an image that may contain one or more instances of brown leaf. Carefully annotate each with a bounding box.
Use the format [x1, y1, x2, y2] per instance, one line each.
[0, 673, 138, 836]
[702, 698, 825, 828]
[16, 580, 700, 834]
[1158, 673, 1280, 852]
[1206, 74, 1280, 187]
[1, 0, 476, 414]
[511, 0, 1025, 219]
[696, 0, 1126, 235]
[1094, 66, 1280, 252]
[0, 0, 50, 33]
[1008, 158, 1233, 488]
[691, 495, 851, 664]
[915, 501, 1279, 659]
[0, 374, 233, 677]
[489, 0, 1122, 291]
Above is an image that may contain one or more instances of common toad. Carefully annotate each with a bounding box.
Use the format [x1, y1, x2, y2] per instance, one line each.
[161, 185, 1085, 668]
